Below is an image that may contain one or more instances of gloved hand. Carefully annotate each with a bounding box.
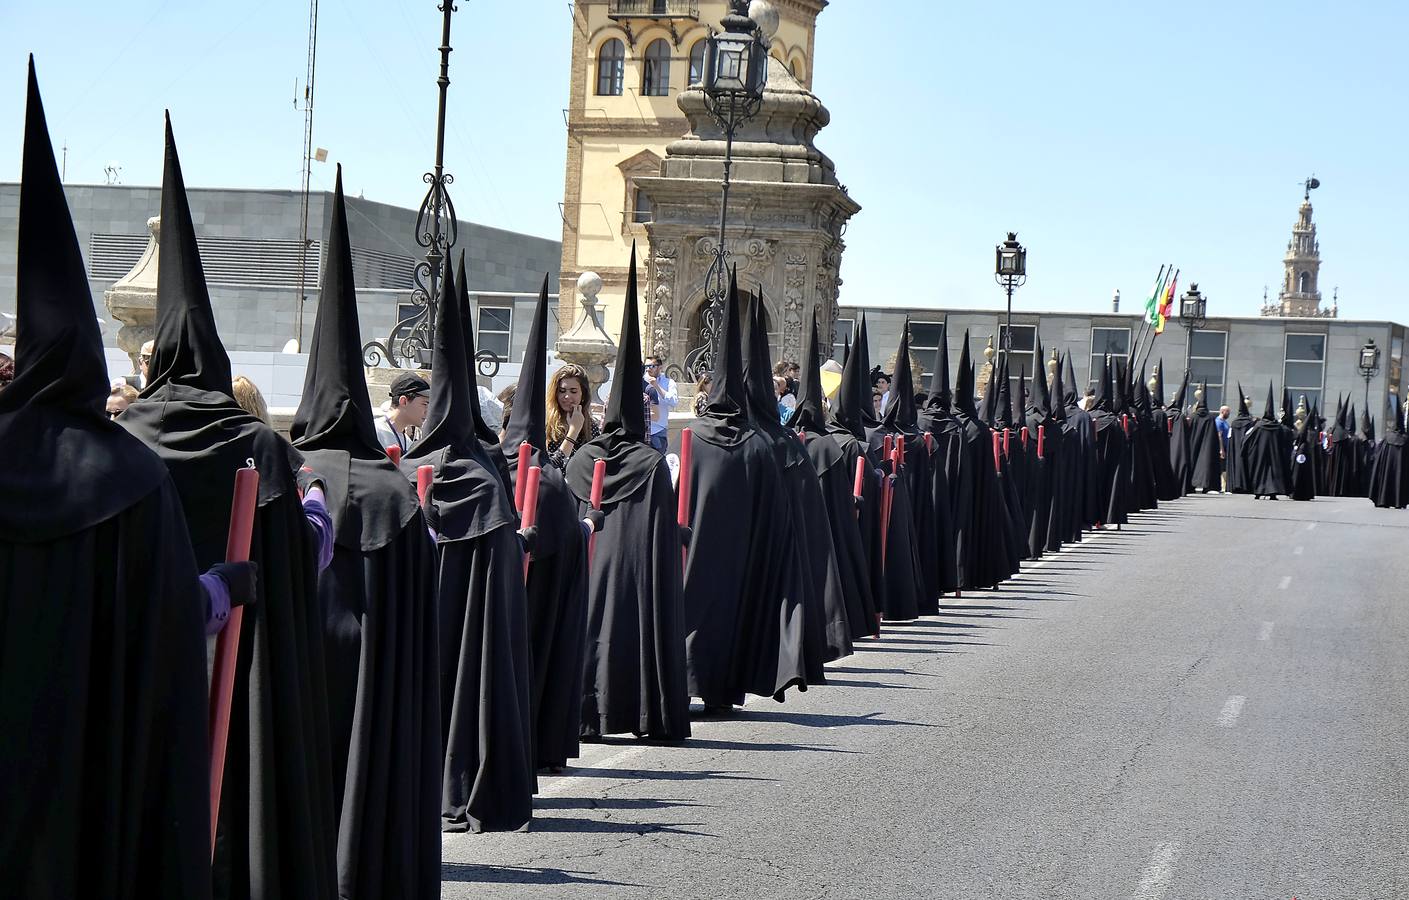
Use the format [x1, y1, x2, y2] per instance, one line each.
[678, 524, 693, 547]
[852, 494, 864, 512]
[208, 561, 258, 609]
[518, 525, 540, 555]
[581, 508, 606, 534]
[420, 496, 441, 535]
[297, 466, 325, 497]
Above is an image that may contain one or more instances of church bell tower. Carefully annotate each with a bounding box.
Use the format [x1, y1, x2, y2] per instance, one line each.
[1264, 176, 1335, 317]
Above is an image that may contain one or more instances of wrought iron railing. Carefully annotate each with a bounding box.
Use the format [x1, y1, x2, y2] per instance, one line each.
[608, 0, 699, 18]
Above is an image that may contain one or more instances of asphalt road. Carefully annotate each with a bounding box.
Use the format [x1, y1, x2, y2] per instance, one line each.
[441, 494, 1409, 900]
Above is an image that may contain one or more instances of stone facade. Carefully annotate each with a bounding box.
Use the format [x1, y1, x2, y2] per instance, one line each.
[1262, 189, 1337, 318]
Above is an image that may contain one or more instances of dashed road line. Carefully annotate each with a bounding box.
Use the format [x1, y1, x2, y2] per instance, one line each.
[1293, 545, 1304, 556]
[1217, 695, 1246, 728]
[1258, 621, 1275, 641]
[1131, 842, 1181, 899]
[1278, 575, 1292, 590]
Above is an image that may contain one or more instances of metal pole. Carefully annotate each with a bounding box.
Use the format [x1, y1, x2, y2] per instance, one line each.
[713, 104, 736, 306]
[1004, 280, 1014, 354]
[426, 0, 455, 316]
[1184, 323, 1194, 379]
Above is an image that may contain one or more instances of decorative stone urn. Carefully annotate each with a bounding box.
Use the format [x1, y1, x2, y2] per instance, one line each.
[103, 216, 160, 373]
[554, 271, 618, 404]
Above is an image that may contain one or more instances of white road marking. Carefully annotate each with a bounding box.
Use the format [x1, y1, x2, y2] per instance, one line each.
[1131, 842, 1181, 900]
[1278, 575, 1292, 590]
[1306, 522, 1318, 531]
[1258, 621, 1275, 641]
[1217, 695, 1246, 728]
[538, 745, 651, 797]
[1293, 545, 1304, 556]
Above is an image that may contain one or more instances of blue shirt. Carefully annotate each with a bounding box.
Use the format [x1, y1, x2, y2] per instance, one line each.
[1215, 415, 1230, 449]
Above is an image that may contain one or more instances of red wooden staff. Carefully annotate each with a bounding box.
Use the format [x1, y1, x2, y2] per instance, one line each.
[587, 458, 606, 566]
[852, 456, 866, 520]
[416, 465, 434, 506]
[1122, 413, 1130, 437]
[385, 445, 402, 466]
[1037, 424, 1045, 460]
[924, 432, 934, 454]
[209, 465, 260, 858]
[1166, 418, 1173, 435]
[992, 432, 1002, 472]
[677, 428, 693, 571]
[1021, 426, 1030, 450]
[521, 465, 542, 580]
[1002, 428, 1010, 459]
[514, 441, 531, 512]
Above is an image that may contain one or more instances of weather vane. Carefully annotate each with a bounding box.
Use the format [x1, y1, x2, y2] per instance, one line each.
[1303, 174, 1320, 200]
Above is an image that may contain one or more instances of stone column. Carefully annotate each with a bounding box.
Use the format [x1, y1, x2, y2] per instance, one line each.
[103, 216, 160, 373]
[554, 271, 618, 404]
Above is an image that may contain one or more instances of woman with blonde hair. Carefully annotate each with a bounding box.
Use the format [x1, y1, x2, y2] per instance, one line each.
[231, 374, 270, 423]
[546, 363, 599, 469]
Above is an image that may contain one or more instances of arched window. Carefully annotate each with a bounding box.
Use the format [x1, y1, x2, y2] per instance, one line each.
[642, 39, 671, 97]
[688, 39, 707, 87]
[1298, 271, 1310, 293]
[596, 38, 624, 96]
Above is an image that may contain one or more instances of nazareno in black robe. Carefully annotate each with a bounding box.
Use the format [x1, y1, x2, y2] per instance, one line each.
[684, 277, 810, 706]
[0, 65, 212, 900]
[1290, 420, 1317, 501]
[1224, 386, 1255, 495]
[915, 322, 960, 593]
[1166, 371, 1193, 496]
[951, 333, 1017, 589]
[793, 314, 880, 640]
[1186, 383, 1223, 493]
[1062, 354, 1102, 536]
[1089, 356, 1130, 526]
[1023, 338, 1060, 557]
[289, 169, 442, 895]
[1240, 386, 1292, 499]
[119, 117, 339, 899]
[1367, 396, 1409, 509]
[1147, 360, 1182, 502]
[500, 275, 590, 770]
[565, 245, 690, 741]
[403, 255, 534, 833]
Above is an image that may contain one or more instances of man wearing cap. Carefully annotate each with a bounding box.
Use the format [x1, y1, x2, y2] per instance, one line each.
[376, 372, 430, 454]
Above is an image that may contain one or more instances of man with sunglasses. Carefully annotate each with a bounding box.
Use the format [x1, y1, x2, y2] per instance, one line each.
[643, 354, 676, 453]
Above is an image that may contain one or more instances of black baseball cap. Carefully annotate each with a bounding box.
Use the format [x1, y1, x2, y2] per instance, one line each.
[389, 373, 431, 401]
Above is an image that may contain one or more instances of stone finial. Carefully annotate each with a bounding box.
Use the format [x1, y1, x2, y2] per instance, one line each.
[983, 335, 995, 363]
[748, 1, 780, 43]
[103, 215, 160, 373]
[554, 270, 617, 404]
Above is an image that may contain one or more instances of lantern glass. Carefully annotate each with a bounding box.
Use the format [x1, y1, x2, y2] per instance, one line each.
[997, 247, 1019, 276]
[1361, 345, 1378, 370]
[706, 31, 753, 94]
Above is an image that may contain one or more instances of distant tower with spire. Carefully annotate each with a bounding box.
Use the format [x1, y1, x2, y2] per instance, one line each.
[1262, 176, 1335, 317]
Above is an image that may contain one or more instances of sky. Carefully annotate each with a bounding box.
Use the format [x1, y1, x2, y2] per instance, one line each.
[4, 1, 1407, 321]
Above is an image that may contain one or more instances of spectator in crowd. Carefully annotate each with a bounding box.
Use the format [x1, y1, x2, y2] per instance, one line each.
[497, 383, 517, 437]
[872, 385, 884, 418]
[1081, 388, 1096, 411]
[546, 363, 598, 469]
[232, 374, 269, 423]
[374, 372, 430, 455]
[693, 373, 712, 417]
[0, 351, 15, 393]
[106, 381, 138, 419]
[774, 360, 800, 400]
[139, 338, 154, 386]
[478, 383, 504, 434]
[871, 366, 891, 412]
[644, 355, 677, 453]
[775, 375, 793, 422]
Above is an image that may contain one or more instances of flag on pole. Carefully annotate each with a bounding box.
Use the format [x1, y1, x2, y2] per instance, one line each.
[1143, 265, 1169, 327]
[1155, 269, 1178, 334]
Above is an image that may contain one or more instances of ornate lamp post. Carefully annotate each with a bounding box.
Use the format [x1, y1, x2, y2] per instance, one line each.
[1359, 337, 1381, 414]
[994, 232, 1027, 356]
[364, 1, 460, 370]
[683, 0, 768, 378]
[1179, 283, 1207, 377]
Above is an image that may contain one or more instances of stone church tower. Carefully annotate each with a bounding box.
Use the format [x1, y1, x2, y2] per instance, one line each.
[1262, 181, 1336, 317]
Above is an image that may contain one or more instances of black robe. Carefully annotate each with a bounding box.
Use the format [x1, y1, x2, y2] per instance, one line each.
[1290, 428, 1317, 501]
[1187, 409, 1223, 493]
[1368, 429, 1409, 509]
[1225, 412, 1256, 494]
[1241, 419, 1292, 499]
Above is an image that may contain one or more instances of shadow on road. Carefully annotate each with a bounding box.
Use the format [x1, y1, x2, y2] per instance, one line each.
[560, 767, 774, 783]
[738, 709, 940, 729]
[820, 678, 933, 691]
[536, 796, 710, 811]
[827, 665, 939, 677]
[443, 863, 642, 886]
[532, 817, 712, 837]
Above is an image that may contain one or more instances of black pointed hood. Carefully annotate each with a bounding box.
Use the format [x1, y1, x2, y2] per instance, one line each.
[693, 268, 751, 447]
[402, 254, 514, 540]
[565, 243, 664, 504]
[1389, 393, 1405, 435]
[924, 321, 951, 411]
[0, 58, 167, 542]
[1281, 387, 1295, 429]
[790, 312, 829, 433]
[743, 289, 806, 466]
[1360, 404, 1375, 442]
[1169, 368, 1190, 412]
[881, 319, 918, 432]
[502, 273, 552, 456]
[455, 253, 503, 448]
[1193, 380, 1209, 413]
[854, 313, 881, 429]
[291, 167, 419, 551]
[142, 114, 234, 398]
[996, 354, 1014, 427]
[1152, 359, 1167, 409]
[1235, 383, 1251, 420]
[1049, 352, 1069, 422]
[1063, 353, 1081, 410]
[1260, 383, 1278, 423]
[1028, 337, 1052, 419]
[1093, 355, 1114, 413]
[954, 330, 978, 417]
[120, 112, 302, 562]
[828, 310, 869, 441]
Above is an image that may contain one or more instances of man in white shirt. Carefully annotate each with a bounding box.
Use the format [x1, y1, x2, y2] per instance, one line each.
[373, 372, 430, 454]
[644, 355, 677, 453]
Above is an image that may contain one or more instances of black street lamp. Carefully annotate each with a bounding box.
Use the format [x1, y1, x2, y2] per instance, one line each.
[364, 1, 460, 370]
[1359, 337, 1381, 414]
[993, 232, 1027, 356]
[1179, 283, 1207, 377]
[684, 0, 768, 378]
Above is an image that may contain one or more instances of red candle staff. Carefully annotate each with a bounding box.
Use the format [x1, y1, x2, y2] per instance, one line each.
[586, 458, 606, 566]
[1021, 426, 1030, 449]
[385, 445, 402, 466]
[209, 465, 260, 857]
[992, 432, 1003, 472]
[852, 456, 866, 520]
[1037, 424, 1045, 460]
[514, 441, 531, 512]
[416, 465, 434, 507]
[521, 464, 542, 580]
[924, 432, 934, 454]
[1002, 428, 1011, 459]
[677, 428, 693, 570]
[1122, 413, 1130, 437]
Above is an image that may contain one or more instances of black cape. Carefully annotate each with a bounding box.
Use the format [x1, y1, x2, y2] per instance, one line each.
[0, 63, 211, 900]
[1368, 396, 1409, 509]
[1186, 383, 1223, 493]
[1241, 386, 1291, 499]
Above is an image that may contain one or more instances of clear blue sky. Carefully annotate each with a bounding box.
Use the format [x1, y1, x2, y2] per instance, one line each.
[5, 1, 1406, 320]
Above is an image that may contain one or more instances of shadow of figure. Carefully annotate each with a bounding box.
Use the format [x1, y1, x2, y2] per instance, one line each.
[736, 709, 941, 729]
[442, 863, 643, 886]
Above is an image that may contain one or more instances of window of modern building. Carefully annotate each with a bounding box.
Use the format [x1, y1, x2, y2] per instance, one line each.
[1284, 332, 1325, 411]
[477, 305, 513, 360]
[1089, 326, 1131, 389]
[642, 39, 671, 96]
[596, 38, 625, 96]
[1187, 330, 1227, 409]
[631, 186, 653, 224]
[688, 40, 706, 87]
[833, 317, 855, 363]
[908, 321, 945, 390]
[998, 324, 1038, 395]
